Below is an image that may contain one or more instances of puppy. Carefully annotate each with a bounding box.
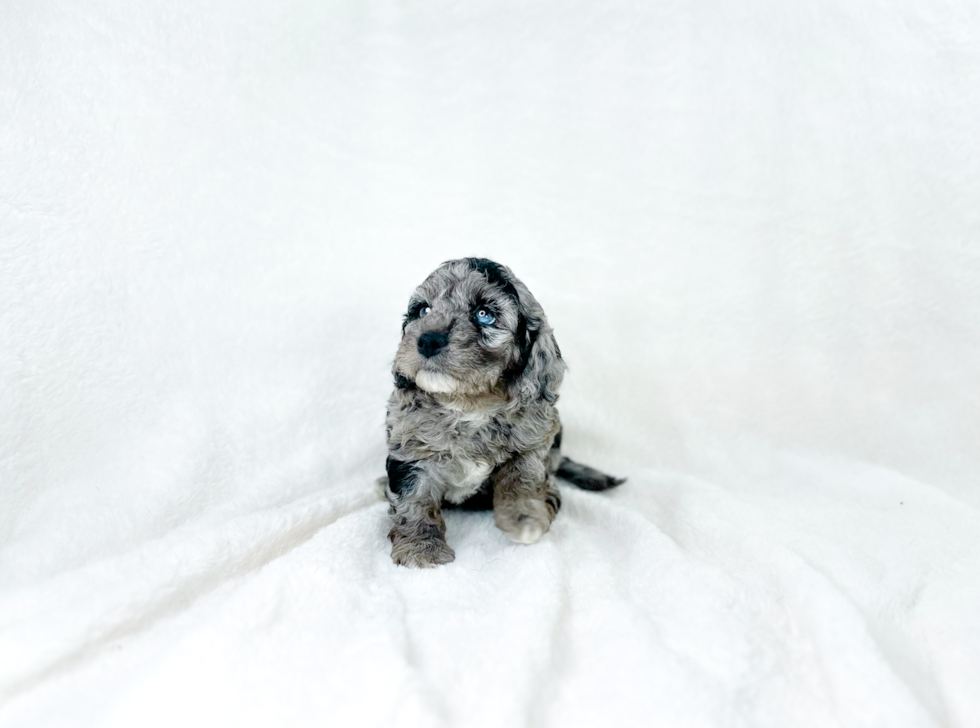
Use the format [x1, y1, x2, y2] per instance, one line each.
[382, 258, 624, 568]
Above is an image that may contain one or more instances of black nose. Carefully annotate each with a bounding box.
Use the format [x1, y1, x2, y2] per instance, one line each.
[417, 331, 449, 358]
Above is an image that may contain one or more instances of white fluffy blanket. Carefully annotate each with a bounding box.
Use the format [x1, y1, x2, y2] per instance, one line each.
[2, 1, 979, 726]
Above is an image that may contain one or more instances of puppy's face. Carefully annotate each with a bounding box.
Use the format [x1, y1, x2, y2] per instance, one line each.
[394, 259, 531, 396]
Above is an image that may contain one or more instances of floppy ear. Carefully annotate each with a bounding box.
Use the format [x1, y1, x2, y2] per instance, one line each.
[510, 312, 566, 404]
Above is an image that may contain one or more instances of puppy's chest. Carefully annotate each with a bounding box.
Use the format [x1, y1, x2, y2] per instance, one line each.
[438, 410, 505, 459]
[427, 405, 502, 444]
[387, 395, 514, 464]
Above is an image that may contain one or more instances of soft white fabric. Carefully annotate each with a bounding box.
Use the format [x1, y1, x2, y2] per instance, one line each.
[2, 2, 979, 726]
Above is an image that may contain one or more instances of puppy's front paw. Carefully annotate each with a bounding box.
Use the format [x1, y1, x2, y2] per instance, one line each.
[495, 499, 552, 545]
[390, 536, 456, 568]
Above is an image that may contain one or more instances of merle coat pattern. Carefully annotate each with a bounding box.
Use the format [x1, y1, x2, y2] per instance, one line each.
[381, 258, 623, 567]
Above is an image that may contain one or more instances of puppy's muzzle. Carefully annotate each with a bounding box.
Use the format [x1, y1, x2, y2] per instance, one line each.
[417, 331, 449, 358]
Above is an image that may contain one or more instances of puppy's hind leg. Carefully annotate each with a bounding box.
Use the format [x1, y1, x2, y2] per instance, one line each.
[385, 458, 455, 568]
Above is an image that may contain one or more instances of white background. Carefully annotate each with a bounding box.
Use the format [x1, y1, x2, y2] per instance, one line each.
[2, 1, 979, 726]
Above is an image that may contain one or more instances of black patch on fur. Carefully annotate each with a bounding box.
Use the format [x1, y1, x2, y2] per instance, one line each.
[466, 258, 520, 305]
[444, 478, 495, 511]
[486, 417, 514, 447]
[394, 372, 416, 390]
[520, 315, 536, 360]
[551, 427, 562, 451]
[386, 457, 420, 497]
[503, 312, 536, 386]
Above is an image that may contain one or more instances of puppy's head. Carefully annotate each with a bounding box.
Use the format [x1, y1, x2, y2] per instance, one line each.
[394, 258, 564, 403]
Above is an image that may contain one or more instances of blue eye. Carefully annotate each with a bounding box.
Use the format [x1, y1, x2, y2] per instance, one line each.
[419, 306, 431, 318]
[475, 309, 495, 326]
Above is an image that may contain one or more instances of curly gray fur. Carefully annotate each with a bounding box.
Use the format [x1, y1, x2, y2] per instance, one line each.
[382, 258, 623, 567]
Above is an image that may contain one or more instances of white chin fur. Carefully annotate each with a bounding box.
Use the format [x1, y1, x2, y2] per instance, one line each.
[415, 370, 461, 394]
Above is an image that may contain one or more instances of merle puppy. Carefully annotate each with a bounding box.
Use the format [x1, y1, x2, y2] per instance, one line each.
[381, 258, 624, 568]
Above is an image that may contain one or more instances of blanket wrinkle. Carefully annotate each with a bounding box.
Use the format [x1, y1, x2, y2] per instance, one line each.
[3, 0, 980, 725]
[608, 473, 946, 725]
[745, 506, 944, 723]
[521, 548, 574, 728]
[0, 487, 374, 702]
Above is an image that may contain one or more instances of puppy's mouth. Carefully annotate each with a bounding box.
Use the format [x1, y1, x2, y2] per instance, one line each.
[414, 369, 461, 394]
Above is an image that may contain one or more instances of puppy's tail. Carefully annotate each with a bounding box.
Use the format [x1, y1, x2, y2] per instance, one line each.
[555, 456, 625, 492]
